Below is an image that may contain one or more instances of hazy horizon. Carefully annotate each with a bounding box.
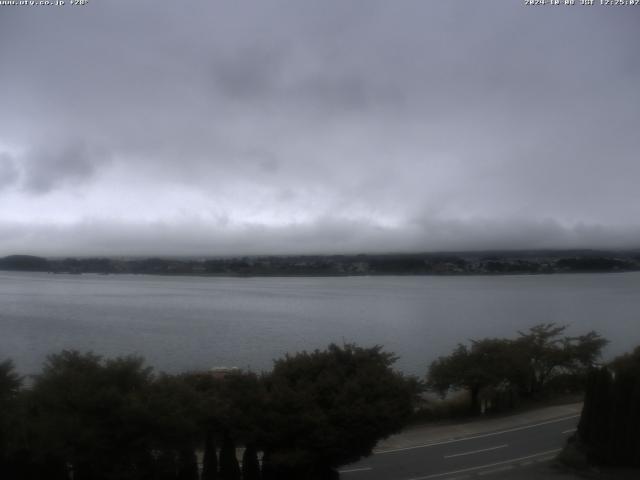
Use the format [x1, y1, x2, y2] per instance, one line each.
[3, 245, 640, 261]
[1, 1, 639, 256]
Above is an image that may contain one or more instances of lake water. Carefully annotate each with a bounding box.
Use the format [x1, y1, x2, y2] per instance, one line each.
[1, 271, 639, 376]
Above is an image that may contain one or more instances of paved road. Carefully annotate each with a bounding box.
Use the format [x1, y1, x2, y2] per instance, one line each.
[339, 414, 579, 480]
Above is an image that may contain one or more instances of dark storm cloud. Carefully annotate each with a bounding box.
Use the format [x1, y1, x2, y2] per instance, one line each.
[0, 153, 19, 191]
[0, 0, 639, 255]
[19, 142, 107, 194]
[211, 44, 389, 113]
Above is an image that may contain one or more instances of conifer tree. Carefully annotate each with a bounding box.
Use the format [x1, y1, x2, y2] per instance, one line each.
[219, 434, 240, 480]
[156, 450, 178, 480]
[576, 347, 640, 467]
[241, 444, 261, 480]
[177, 448, 198, 480]
[201, 432, 218, 480]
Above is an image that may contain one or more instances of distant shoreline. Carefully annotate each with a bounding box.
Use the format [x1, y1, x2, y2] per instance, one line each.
[2, 250, 639, 277]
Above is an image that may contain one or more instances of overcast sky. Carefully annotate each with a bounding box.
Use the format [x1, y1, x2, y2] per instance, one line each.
[0, 1, 639, 256]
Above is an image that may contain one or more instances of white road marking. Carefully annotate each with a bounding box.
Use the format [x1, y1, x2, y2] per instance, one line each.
[562, 428, 577, 434]
[406, 448, 561, 480]
[535, 456, 556, 463]
[339, 466, 373, 474]
[478, 465, 514, 476]
[443, 444, 508, 459]
[377, 415, 579, 454]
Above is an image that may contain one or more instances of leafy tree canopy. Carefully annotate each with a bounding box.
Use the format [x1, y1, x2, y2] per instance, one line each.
[0, 359, 22, 400]
[427, 324, 608, 413]
[262, 343, 420, 477]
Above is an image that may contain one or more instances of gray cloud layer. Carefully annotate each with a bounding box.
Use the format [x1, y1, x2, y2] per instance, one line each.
[0, 1, 639, 255]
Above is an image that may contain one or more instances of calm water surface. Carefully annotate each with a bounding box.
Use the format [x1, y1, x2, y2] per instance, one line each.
[1, 271, 639, 375]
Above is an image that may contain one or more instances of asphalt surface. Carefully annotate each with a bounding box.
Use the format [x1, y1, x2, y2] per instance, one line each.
[339, 414, 580, 480]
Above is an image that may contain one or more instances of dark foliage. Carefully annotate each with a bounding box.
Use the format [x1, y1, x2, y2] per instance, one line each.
[201, 432, 218, 480]
[0, 343, 419, 479]
[218, 435, 241, 480]
[3, 250, 639, 276]
[0, 255, 50, 271]
[26, 351, 157, 480]
[427, 324, 607, 414]
[555, 257, 634, 272]
[177, 449, 199, 480]
[0, 360, 21, 395]
[241, 445, 260, 480]
[261, 343, 420, 476]
[0, 360, 23, 479]
[577, 346, 640, 467]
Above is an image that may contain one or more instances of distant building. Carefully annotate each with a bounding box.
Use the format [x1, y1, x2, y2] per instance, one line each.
[210, 366, 240, 379]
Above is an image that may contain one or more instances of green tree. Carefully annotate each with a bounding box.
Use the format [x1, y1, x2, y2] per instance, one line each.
[0, 360, 21, 398]
[577, 366, 613, 460]
[201, 431, 218, 480]
[218, 433, 241, 480]
[177, 448, 198, 480]
[261, 344, 420, 479]
[516, 324, 607, 396]
[145, 373, 204, 480]
[241, 444, 261, 480]
[427, 339, 522, 414]
[181, 369, 266, 480]
[516, 323, 570, 395]
[0, 360, 23, 479]
[576, 346, 640, 467]
[568, 331, 609, 369]
[28, 351, 156, 480]
[428, 325, 608, 414]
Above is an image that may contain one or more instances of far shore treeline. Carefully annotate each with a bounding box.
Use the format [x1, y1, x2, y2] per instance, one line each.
[1, 250, 640, 277]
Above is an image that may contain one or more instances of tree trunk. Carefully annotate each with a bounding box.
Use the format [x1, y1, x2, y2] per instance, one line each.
[201, 432, 218, 480]
[177, 448, 198, 480]
[218, 434, 240, 480]
[241, 445, 261, 480]
[156, 450, 178, 480]
[259, 451, 276, 480]
[470, 385, 481, 415]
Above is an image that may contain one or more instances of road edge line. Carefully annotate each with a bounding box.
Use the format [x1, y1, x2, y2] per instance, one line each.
[377, 415, 579, 454]
[406, 448, 561, 480]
